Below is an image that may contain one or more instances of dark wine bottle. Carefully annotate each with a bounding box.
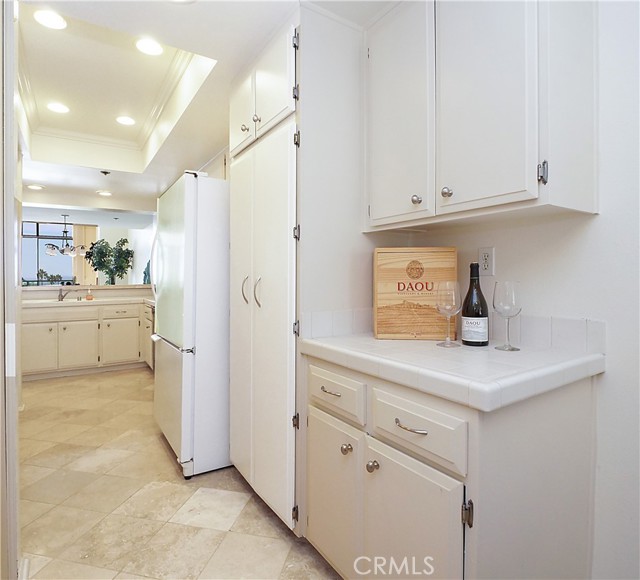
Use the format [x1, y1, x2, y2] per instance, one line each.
[461, 262, 489, 346]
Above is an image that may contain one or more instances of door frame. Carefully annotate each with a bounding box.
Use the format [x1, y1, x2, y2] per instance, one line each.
[2, 1, 21, 578]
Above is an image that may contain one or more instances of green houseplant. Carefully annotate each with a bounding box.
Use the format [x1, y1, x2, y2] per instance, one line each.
[84, 238, 134, 285]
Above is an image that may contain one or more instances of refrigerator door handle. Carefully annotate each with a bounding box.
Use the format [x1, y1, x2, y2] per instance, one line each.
[152, 334, 196, 355]
[150, 233, 158, 299]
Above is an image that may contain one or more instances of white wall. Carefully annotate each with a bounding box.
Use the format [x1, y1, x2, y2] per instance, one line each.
[128, 223, 155, 284]
[97, 225, 155, 285]
[200, 149, 227, 180]
[412, 3, 639, 576]
[298, 5, 411, 338]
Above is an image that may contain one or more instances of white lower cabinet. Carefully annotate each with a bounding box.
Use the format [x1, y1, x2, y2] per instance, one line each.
[140, 305, 154, 369]
[21, 322, 58, 373]
[58, 320, 99, 370]
[101, 317, 139, 365]
[305, 358, 595, 579]
[307, 406, 463, 580]
[21, 303, 144, 375]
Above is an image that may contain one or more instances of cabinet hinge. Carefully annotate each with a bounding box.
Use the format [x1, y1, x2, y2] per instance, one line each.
[367, 47, 370, 59]
[461, 499, 474, 528]
[537, 160, 549, 185]
[293, 224, 300, 240]
[292, 32, 299, 50]
[98, 355, 101, 362]
[293, 320, 300, 336]
[292, 84, 300, 101]
[292, 413, 300, 429]
[293, 130, 301, 148]
[138, 351, 141, 357]
[368, 204, 371, 217]
[138, 320, 141, 326]
[98, 323, 101, 330]
[292, 505, 299, 522]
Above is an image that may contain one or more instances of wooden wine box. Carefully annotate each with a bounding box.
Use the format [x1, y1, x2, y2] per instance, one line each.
[374, 247, 457, 340]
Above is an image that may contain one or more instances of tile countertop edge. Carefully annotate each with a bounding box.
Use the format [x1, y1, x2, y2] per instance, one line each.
[299, 337, 605, 412]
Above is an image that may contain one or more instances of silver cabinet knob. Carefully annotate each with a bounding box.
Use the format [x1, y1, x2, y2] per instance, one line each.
[252, 114, 261, 123]
[240, 124, 250, 133]
[366, 460, 380, 473]
[411, 194, 422, 205]
[340, 443, 353, 455]
[441, 186, 454, 198]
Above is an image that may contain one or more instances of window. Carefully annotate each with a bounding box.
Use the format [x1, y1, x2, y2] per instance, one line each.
[21, 221, 75, 286]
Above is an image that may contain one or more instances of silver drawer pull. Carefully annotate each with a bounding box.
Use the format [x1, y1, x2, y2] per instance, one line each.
[241, 124, 250, 133]
[395, 417, 428, 435]
[320, 385, 341, 397]
[340, 443, 353, 455]
[366, 460, 380, 473]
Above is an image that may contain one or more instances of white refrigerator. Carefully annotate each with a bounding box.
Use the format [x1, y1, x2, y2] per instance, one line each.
[152, 171, 230, 477]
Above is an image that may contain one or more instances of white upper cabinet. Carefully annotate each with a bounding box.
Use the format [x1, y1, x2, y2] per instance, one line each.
[436, 0, 538, 214]
[366, 0, 597, 230]
[367, 1, 435, 225]
[229, 25, 297, 157]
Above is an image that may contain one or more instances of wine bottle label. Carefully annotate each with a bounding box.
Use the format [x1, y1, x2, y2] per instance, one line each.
[461, 317, 488, 342]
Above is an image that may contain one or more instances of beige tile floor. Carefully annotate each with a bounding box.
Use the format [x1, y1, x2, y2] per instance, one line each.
[19, 367, 339, 580]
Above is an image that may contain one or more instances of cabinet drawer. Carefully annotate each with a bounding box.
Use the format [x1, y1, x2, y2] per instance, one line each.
[143, 305, 154, 321]
[102, 305, 139, 319]
[371, 387, 467, 476]
[309, 365, 366, 425]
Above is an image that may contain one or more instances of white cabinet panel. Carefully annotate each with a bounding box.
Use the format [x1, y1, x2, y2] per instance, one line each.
[230, 151, 255, 482]
[307, 407, 364, 579]
[229, 73, 255, 155]
[102, 317, 139, 365]
[58, 320, 99, 370]
[229, 118, 297, 527]
[229, 25, 296, 157]
[436, 0, 538, 214]
[367, 1, 435, 224]
[22, 322, 57, 373]
[364, 436, 464, 578]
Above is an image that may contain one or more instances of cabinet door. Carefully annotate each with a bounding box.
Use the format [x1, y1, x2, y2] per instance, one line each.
[367, 1, 435, 225]
[307, 407, 364, 579]
[22, 322, 58, 373]
[436, 1, 538, 214]
[141, 318, 153, 369]
[251, 118, 297, 526]
[229, 72, 255, 156]
[229, 151, 254, 482]
[58, 320, 99, 369]
[254, 26, 296, 138]
[364, 436, 464, 579]
[101, 318, 139, 365]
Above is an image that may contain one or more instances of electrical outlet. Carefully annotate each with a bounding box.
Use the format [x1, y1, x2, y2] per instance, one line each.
[478, 247, 495, 276]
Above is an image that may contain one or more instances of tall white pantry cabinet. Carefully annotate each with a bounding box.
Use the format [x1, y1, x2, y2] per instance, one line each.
[229, 16, 298, 527]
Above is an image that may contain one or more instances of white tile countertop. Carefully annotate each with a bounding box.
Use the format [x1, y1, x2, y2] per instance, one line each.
[22, 297, 150, 308]
[300, 328, 606, 412]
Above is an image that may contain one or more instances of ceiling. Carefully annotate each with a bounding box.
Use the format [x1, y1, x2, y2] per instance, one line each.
[16, 0, 395, 227]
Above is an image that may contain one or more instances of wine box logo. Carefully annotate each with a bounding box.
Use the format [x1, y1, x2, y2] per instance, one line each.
[406, 260, 424, 280]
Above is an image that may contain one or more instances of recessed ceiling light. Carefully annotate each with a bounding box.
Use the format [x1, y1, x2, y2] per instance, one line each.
[97, 190, 113, 197]
[116, 116, 136, 126]
[136, 38, 163, 56]
[27, 184, 45, 190]
[34, 9, 67, 30]
[47, 102, 69, 114]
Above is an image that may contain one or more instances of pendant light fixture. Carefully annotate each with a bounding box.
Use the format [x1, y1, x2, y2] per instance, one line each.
[44, 214, 86, 258]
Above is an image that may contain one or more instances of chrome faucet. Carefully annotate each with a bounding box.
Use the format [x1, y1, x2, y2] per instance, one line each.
[57, 288, 74, 301]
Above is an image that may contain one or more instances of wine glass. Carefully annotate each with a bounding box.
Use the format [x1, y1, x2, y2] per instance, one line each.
[435, 281, 462, 348]
[493, 281, 522, 351]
